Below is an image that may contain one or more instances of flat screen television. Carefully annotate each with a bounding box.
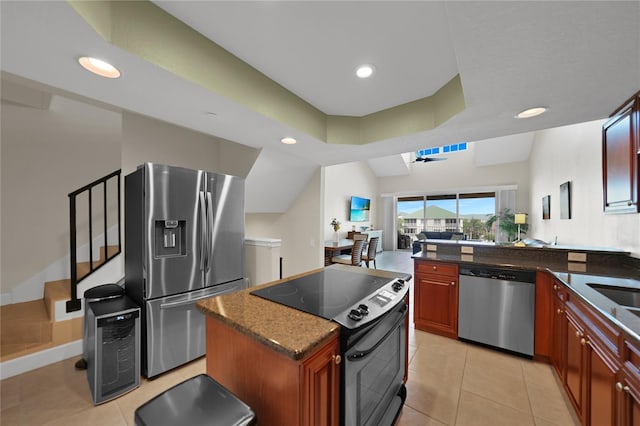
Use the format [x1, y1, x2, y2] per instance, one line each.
[349, 196, 370, 222]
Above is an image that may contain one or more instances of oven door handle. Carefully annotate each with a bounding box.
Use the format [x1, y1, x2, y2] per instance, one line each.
[347, 303, 407, 361]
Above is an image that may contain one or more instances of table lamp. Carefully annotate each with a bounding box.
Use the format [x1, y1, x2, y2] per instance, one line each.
[514, 213, 527, 246]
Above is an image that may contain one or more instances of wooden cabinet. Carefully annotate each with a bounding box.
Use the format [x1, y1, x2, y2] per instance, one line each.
[205, 317, 340, 426]
[303, 338, 341, 426]
[619, 340, 640, 426]
[413, 260, 458, 338]
[551, 278, 626, 426]
[565, 309, 586, 418]
[551, 284, 567, 379]
[602, 90, 639, 214]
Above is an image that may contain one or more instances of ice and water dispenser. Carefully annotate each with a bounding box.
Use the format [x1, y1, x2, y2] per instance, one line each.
[155, 220, 186, 257]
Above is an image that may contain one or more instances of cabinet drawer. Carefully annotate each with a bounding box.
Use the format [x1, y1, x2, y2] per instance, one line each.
[552, 279, 568, 302]
[415, 261, 458, 277]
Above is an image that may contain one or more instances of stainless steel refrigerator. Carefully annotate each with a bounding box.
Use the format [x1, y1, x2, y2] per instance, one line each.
[124, 163, 246, 378]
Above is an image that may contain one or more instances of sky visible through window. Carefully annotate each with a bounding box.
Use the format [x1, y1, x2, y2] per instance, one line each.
[398, 197, 495, 215]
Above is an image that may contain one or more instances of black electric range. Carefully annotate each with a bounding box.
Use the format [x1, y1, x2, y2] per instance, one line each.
[250, 266, 410, 329]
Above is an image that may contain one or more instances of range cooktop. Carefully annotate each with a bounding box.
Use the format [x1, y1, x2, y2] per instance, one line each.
[250, 267, 410, 329]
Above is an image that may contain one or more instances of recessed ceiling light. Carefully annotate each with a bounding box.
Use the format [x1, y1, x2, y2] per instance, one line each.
[281, 137, 297, 145]
[356, 64, 375, 79]
[515, 107, 547, 119]
[78, 57, 121, 78]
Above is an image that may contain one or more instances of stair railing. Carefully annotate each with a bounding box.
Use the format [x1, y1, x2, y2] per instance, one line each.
[66, 169, 122, 312]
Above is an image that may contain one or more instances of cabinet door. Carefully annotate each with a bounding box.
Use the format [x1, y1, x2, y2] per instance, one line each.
[565, 313, 585, 420]
[303, 337, 340, 426]
[534, 271, 554, 358]
[587, 341, 618, 426]
[620, 375, 640, 426]
[414, 274, 458, 338]
[602, 95, 639, 213]
[551, 295, 565, 379]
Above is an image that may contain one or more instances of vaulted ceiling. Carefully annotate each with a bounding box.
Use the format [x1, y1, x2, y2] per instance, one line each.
[2, 1, 638, 211]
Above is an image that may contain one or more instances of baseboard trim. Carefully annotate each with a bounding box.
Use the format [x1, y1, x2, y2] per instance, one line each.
[0, 340, 82, 380]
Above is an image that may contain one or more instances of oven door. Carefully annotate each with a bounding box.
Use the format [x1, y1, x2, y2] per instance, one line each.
[343, 301, 407, 426]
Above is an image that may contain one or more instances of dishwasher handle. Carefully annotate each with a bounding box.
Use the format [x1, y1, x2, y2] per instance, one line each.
[459, 267, 536, 283]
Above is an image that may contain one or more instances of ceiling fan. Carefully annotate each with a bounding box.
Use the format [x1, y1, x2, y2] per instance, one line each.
[413, 156, 447, 163]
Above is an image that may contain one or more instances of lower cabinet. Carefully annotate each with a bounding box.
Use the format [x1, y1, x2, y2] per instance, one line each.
[413, 260, 459, 338]
[205, 317, 340, 426]
[552, 276, 634, 426]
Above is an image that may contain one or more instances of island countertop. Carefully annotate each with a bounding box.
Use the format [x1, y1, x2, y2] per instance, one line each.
[196, 264, 409, 360]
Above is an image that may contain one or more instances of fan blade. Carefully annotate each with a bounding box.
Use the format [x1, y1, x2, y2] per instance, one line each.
[415, 156, 447, 162]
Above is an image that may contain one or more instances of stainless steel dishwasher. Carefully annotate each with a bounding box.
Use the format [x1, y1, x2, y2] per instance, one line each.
[458, 266, 536, 357]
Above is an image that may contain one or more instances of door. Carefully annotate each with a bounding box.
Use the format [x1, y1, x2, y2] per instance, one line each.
[145, 163, 206, 299]
[565, 312, 585, 419]
[144, 278, 245, 377]
[415, 275, 458, 338]
[205, 172, 245, 286]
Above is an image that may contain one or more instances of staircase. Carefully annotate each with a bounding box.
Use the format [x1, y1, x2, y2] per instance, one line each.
[0, 246, 120, 363]
[1, 170, 122, 371]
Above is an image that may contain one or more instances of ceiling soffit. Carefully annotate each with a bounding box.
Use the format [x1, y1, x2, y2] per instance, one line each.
[68, 0, 465, 147]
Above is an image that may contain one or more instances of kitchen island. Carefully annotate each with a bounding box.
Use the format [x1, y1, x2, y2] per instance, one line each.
[196, 264, 411, 426]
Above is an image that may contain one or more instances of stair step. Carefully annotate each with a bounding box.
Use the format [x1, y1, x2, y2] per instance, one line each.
[0, 300, 53, 362]
[0, 299, 83, 362]
[43, 279, 71, 320]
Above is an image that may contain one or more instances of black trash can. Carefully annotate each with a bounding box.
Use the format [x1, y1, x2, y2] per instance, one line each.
[135, 374, 256, 426]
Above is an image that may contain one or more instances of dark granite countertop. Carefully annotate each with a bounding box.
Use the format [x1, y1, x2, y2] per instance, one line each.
[551, 272, 640, 341]
[412, 250, 638, 278]
[413, 246, 640, 342]
[196, 264, 410, 361]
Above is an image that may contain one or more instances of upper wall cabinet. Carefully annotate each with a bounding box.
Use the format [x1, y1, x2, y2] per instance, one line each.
[602, 90, 640, 214]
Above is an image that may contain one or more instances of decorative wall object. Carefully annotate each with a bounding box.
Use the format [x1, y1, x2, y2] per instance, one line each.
[560, 181, 572, 219]
[542, 195, 551, 220]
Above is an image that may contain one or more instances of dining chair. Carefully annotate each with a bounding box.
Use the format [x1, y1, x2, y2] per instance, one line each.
[362, 237, 379, 268]
[331, 239, 366, 266]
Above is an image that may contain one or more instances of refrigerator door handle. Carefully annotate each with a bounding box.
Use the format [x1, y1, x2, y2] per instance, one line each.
[199, 191, 207, 271]
[205, 191, 214, 273]
[160, 292, 218, 309]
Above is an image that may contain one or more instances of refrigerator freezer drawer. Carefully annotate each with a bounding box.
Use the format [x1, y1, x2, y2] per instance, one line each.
[143, 279, 245, 378]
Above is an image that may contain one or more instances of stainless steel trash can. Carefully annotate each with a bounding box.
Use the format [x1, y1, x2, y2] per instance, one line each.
[134, 374, 256, 426]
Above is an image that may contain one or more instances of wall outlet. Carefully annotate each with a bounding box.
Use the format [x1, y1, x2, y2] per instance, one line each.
[567, 252, 587, 263]
[461, 246, 474, 255]
[426, 244, 438, 252]
[461, 254, 474, 262]
[568, 262, 587, 272]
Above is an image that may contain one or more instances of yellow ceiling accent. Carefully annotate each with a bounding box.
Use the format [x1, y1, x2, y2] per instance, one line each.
[68, 0, 465, 146]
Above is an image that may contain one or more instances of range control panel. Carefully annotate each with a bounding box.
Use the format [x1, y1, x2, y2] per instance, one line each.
[336, 278, 409, 328]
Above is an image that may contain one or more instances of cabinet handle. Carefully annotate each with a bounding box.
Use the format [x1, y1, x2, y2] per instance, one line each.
[580, 338, 587, 346]
[616, 382, 630, 393]
[553, 284, 559, 291]
[433, 266, 437, 271]
[575, 331, 583, 338]
[451, 281, 456, 286]
[333, 355, 342, 365]
[557, 308, 563, 315]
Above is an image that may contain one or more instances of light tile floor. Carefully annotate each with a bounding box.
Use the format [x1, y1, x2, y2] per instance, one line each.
[0, 251, 578, 425]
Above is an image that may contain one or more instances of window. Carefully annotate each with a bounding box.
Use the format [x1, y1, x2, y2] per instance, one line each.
[397, 191, 496, 243]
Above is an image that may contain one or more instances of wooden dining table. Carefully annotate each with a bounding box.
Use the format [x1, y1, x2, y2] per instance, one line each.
[324, 239, 354, 266]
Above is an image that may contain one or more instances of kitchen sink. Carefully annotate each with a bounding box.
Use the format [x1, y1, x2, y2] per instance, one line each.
[588, 284, 640, 309]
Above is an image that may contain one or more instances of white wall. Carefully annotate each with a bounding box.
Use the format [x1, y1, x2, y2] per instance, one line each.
[529, 119, 640, 256]
[323, 161, 380, 241]
[245, 167, 324, 278]
[121, 111, 258, 177]
[1, 96, 121, 296]
[377, 143, 531, 213]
